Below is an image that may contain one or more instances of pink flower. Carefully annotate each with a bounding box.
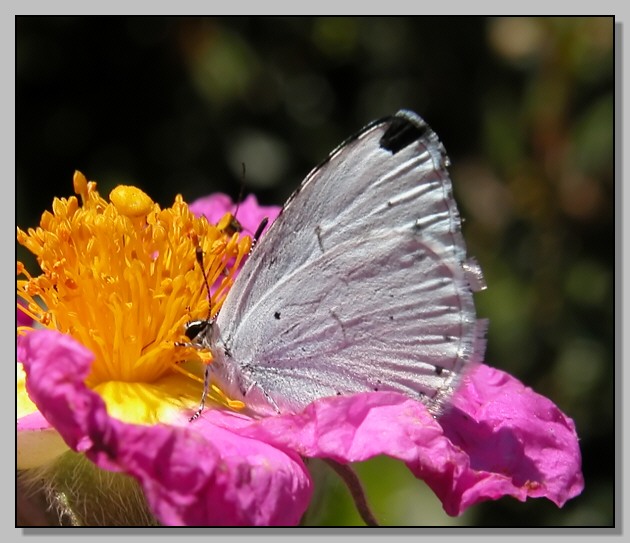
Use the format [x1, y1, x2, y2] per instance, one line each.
[17, 184, 583, 526]
[17, 331, 584, 525]
[189, 192, 280, 239]
[18, 329, 311, 525]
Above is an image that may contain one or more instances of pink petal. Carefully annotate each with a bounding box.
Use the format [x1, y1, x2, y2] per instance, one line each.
[17, 410, 52, 431]
[216, 392, 451, 464]
[17, 327, 583, 522]
[17, 301, 32, 327]
[189, 193, 281, 237]
[439, 364, 585, 513]
[17, 330, 103, 453]
[17, 329, 312, 526]
[113, 419, 311, 525]
[223, 375, 583, 517]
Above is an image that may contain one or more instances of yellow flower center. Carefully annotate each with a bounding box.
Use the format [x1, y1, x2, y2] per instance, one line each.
[17, 171, 251, 425]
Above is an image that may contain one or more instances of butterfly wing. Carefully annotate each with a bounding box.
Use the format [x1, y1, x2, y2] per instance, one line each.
[213, 110, 487, 416]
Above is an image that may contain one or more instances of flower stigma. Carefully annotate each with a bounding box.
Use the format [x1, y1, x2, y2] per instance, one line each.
[17, 171, 251, 426]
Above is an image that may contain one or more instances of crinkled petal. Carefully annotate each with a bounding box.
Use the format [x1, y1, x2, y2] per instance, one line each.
[17, 329, 312, 526]
[216, 392, 453, 466]
[223, 373, 583, 517]
[17, 330, 108, 455]
[110, 418, 311, 525]
[189, 193, 280, 236]
[439, 364, 585, 514]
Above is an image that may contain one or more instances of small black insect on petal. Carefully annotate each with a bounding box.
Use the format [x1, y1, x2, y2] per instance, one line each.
[274, 311, 281, 319]
[434, 366, 444, 376]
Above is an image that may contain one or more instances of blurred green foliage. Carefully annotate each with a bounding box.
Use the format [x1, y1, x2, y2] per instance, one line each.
[16, 16, 614, 527]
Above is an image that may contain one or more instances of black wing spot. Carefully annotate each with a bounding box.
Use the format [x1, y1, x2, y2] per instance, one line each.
[274, 311, 281, 320]
[434, 366, 444, 376]
[380, 112, 428, 154]
[315, 225, 325, 252]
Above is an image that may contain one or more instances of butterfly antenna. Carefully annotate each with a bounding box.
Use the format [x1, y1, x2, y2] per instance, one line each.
[195, 245, 213, 322]
[232, 162, 246, 219]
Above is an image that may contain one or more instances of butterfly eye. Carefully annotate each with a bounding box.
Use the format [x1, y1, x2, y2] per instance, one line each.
[184, 320, 211, 341]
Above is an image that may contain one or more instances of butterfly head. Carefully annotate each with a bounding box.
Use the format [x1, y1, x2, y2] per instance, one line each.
[183, 319, 214, 350]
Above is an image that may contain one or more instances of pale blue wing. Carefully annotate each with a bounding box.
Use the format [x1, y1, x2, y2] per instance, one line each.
[213, 110, 487, 416]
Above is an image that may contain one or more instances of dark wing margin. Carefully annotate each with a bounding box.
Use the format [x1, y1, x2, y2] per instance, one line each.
[379, 109, 430, 154]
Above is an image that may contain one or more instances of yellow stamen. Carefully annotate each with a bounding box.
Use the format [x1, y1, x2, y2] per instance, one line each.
[17, 172, 251, 424]
[109, 185, 154, 218]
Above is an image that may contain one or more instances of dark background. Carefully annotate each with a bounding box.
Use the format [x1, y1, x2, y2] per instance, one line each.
[16, 16, 614, 526]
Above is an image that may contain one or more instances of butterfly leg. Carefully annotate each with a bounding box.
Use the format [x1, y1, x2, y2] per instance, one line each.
[244, 380, 281, 415]
[189, 363, 211, 421]
[265, 390, 281, 414]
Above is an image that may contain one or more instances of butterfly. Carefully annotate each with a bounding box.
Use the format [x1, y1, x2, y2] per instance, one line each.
[184, 109, 487, 419]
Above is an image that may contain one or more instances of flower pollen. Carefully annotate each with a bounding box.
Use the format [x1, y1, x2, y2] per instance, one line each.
[17, 171, 252, 424]
[109, 185, 154, 218]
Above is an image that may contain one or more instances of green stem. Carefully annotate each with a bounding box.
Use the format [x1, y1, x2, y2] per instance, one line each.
[323, 459, 379, 526]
